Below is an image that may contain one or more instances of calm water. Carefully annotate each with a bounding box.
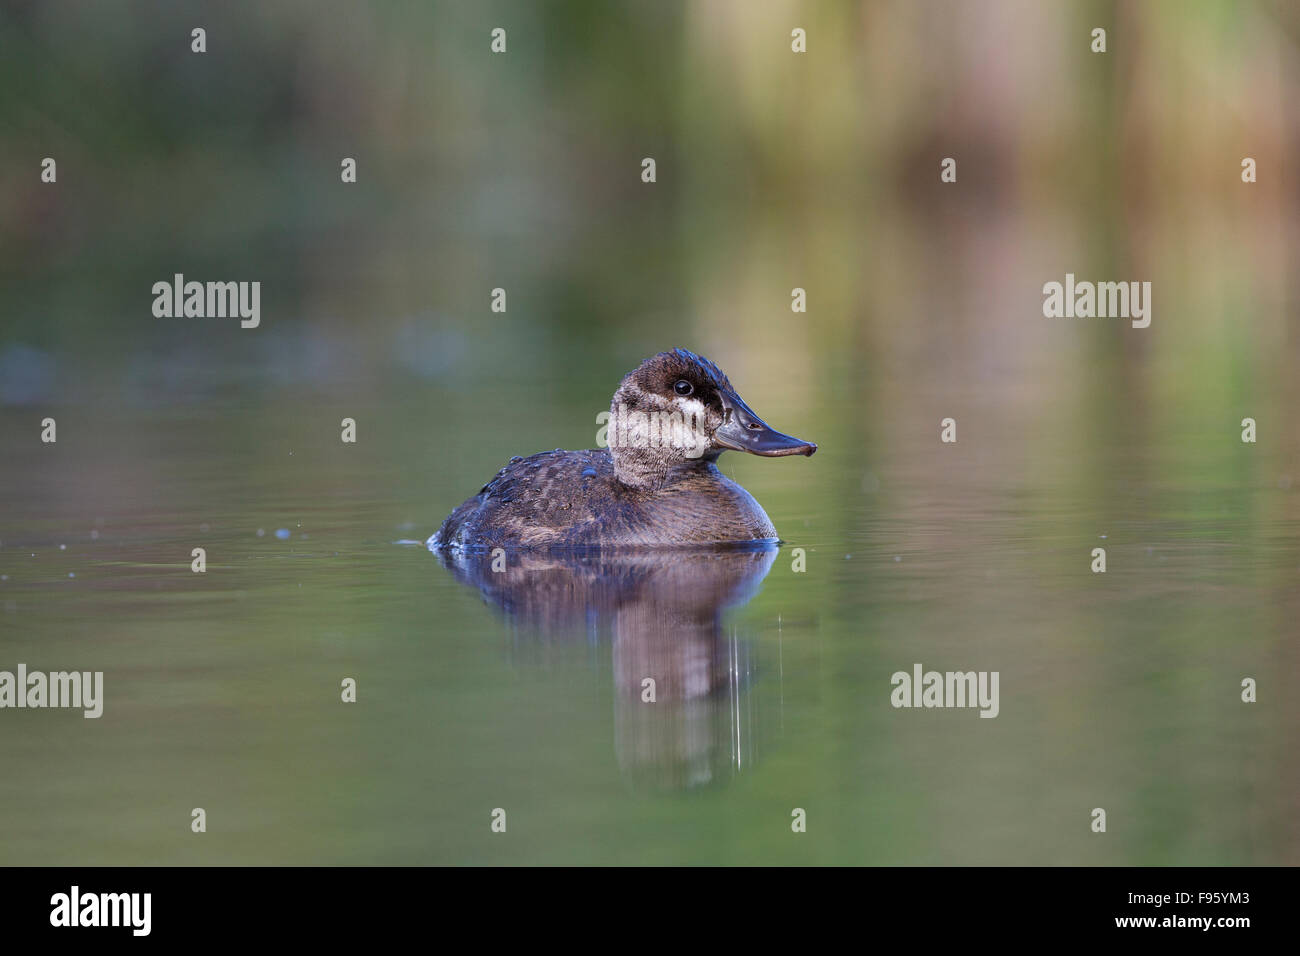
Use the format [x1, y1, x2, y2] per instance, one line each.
[2, 372, 1296, 865]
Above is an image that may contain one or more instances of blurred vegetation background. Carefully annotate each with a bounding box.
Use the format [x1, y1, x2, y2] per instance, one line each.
[3, 0, 1297, 412]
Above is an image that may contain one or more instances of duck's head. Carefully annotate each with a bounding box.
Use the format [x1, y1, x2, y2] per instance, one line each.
[607, 348, 816, 488]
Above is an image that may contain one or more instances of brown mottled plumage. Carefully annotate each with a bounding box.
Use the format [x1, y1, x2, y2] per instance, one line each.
[430, 349, 816, 551]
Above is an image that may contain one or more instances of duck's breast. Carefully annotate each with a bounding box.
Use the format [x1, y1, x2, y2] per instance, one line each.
[643, 467, 778, 545]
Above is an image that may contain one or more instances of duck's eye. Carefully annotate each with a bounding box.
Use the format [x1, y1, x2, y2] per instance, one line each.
[673, 380, 694, 397]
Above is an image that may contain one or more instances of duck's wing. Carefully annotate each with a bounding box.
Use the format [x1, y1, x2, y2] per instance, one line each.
[430, 449, 616, 550]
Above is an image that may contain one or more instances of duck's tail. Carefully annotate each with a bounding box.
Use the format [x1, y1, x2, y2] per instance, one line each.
[426, 495, 480, 552]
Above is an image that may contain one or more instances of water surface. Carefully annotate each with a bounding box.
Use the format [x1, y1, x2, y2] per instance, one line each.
[2, 381, 1295, 865]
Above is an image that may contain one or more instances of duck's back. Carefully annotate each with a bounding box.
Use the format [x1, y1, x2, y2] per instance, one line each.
[431, 448, 777, 551]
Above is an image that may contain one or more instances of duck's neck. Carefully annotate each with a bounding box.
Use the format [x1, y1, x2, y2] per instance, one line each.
[612, 447, 672, 490]
[613, 449, 715, 491]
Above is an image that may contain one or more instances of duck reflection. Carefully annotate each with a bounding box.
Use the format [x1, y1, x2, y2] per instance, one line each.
[435, 546, 777, 791]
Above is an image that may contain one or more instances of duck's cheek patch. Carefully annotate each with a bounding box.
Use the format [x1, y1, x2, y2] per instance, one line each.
[671, 398, 711, 458]
[603, 399, 710, 456]
[675, 397, 707, 420]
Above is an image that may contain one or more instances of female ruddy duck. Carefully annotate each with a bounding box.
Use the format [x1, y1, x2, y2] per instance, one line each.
[430, 349, 816, 551]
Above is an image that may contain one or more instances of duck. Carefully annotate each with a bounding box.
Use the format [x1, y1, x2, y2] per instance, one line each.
[429, 348, 816, 551]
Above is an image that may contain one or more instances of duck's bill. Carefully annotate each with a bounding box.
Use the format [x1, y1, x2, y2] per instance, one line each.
[715, 391, 817, 457]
